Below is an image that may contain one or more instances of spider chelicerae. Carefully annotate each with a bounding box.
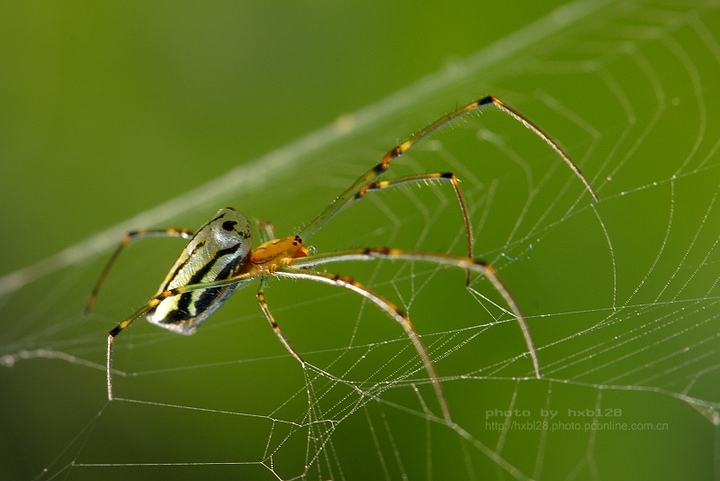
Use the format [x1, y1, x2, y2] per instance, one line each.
[86, 96, 597, 423]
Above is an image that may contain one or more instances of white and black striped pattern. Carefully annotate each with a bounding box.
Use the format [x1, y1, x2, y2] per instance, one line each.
[146, 208, 253, 334]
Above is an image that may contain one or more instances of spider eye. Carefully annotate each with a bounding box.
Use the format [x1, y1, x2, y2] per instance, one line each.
[222, 220, 237, 231]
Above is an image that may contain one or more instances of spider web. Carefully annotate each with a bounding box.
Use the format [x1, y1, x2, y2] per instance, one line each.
[2, 1, 720, 480]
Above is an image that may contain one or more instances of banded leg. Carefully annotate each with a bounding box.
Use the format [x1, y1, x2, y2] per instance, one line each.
[86, 228, 195, 314]
[105, 271, 256, 400]
[253, 222, 306, 360]
[285, 246, 541, 381]
[299, 96, 598, 241]
[256, 277, 306, 366]
[253, 219, 301, 360]
[357, 172, 473, 282]
[274, 265, 453, 424]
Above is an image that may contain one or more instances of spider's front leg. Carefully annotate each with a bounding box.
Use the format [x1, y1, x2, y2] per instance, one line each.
[299, 96, 598, 242]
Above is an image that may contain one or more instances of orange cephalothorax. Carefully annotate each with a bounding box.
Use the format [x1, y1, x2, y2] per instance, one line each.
[251, 235, 309, 271]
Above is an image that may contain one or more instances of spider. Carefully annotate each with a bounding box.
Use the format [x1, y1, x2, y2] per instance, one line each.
[86, 96, 597, 424]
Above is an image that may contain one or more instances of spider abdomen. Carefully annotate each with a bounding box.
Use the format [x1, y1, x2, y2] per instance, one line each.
[146, 207, 253, 334]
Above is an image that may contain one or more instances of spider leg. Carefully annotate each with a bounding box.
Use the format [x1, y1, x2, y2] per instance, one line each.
[490, 97, 597, 201]
[355, 172, 473, 283]
[285, 246, 541, 380]
[107, 302, 157, 400]
[256, 220, 276, 242]
[256, 276, 306, 366]
[273, 265, 453, 424]
[86, 228, 195, 314]
[299, 95, 597, 241]
[105, 271, 256, 400]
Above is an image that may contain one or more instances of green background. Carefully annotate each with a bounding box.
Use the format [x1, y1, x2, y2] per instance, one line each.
[2, 1, 720, 480]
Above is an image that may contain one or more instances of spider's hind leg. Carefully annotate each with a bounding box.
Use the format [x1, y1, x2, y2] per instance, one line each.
[85, 227, 195, 314]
